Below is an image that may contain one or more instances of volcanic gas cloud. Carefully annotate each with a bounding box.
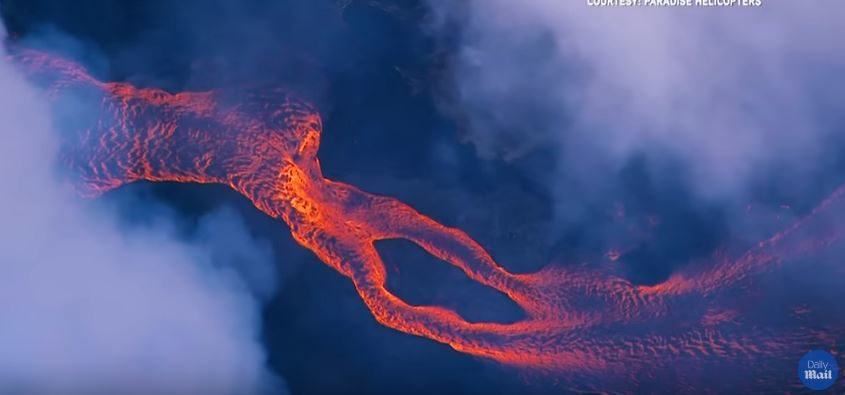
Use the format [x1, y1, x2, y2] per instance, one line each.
[9, 47, 844, 392]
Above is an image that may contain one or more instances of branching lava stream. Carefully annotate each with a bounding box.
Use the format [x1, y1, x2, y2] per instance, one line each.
[8, 47, 843, 392]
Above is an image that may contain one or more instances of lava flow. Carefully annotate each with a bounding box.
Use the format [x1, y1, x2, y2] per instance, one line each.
[8, 48, 844, 392]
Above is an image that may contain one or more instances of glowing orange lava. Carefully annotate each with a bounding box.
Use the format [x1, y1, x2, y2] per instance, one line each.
[9, 47, 844, 392]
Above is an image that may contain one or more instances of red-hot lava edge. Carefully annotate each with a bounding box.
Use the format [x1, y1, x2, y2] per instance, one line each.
[8, 48, 843, 390]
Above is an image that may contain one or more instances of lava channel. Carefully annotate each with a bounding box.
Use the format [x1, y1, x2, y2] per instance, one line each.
[8, 47, 844, 393]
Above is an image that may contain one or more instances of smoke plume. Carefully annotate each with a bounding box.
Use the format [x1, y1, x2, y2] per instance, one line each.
[0, 19, 284, 395]
[427, 0, 845, 219]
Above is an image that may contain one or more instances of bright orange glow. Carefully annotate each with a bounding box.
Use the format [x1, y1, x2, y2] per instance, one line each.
[9, 48, 843, 390]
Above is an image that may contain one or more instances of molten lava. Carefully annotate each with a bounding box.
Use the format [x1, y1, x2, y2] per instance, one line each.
[8, 48, 843, 391]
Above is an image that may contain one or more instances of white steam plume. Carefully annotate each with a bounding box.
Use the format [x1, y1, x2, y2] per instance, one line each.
[0, 20, 285, 395]
[428, 0, 845, 216]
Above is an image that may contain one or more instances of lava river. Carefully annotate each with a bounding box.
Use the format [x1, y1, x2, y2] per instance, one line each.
[8, 47, 844, 392]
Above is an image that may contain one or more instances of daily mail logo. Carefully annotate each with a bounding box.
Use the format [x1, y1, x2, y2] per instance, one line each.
[799, 350, 839, 391]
